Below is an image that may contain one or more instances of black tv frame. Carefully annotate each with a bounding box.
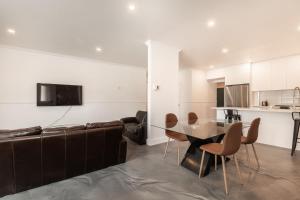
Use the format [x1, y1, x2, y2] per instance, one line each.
[37, 83, 82, 106]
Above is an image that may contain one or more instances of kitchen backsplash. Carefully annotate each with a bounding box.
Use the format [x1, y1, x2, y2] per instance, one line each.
[252, 90, 300, 106]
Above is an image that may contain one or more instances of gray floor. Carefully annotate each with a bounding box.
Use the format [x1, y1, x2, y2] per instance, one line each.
[2, 139, 300, 200]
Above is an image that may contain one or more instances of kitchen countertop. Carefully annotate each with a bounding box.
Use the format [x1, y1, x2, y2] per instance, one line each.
[212, 106, 300, 113]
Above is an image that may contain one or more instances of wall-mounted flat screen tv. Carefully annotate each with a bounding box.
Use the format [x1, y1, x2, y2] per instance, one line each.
[37, 83, 82, 106]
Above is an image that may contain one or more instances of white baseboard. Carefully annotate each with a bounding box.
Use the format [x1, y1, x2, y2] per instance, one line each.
[146, 136, 169, 146]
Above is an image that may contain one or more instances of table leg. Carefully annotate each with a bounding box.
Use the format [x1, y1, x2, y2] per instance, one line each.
[181, 134, 225, 177]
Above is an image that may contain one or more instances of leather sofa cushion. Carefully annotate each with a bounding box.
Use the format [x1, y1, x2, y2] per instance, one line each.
[67, 125, 86, 131]
[86, 121, 123, 129]
[13, 129, 41, 137]
[42, 125, 86, 134]
[42, 127, 66, 134]
[0, 126, 42, 139]
[0, 126, 41, 133]
[0, 133, 15, 140]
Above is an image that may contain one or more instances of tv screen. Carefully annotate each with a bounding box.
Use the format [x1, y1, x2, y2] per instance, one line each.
[37, 83, 82, 106]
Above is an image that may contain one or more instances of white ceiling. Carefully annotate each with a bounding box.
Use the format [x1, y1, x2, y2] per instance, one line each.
[1, 0, 300, 68]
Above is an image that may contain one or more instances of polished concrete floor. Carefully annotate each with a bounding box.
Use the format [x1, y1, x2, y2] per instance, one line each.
[126, 140, 300, 200]
[2, 139, 300, 200]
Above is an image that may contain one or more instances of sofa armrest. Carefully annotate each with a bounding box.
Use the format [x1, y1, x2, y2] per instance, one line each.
[118, 138, 127, 163]
[120, 117, 138, 124]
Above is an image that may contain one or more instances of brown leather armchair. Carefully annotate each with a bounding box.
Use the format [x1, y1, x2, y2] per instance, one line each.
[0, 121, 127, 197]
[121, 111, 147, 145]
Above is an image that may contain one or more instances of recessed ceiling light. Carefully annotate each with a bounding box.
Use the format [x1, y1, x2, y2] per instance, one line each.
[96, 47, 102, 52]
[297, 26, 300, 31]
[128, 4, 136, 11]
[209, 65, 215, 69]
[7, 28, 16, 35]
[222, 48, 229, 54]
[207, 20, 215, 28]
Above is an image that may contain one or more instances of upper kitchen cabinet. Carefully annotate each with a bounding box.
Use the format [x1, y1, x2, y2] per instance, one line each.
[251, 61, 271, 91]
[269, 58, 287, 90]
[224, 63, 251, 85]
[207, 55, 300, 91]
[252, 55, 300, 91]
[206, 64, 250, 85]
[286, 55, 300, 89]
[206, 68, 225, 81]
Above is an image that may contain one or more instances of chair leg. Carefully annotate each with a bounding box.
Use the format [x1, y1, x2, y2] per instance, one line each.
[245, 144, 251, 168]
[233, 154, 243, 184]
[221, 156, 228, 195]
[251, 144, 260, 170]
[215, 155, 217, 171]
[177, 142, 180, 166]
[163, 138, 170, 159]
[199, 151, 205, 178]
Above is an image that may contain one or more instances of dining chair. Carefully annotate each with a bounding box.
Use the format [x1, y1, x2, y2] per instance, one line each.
[241, 118, 261, 170]
[199, 122, 243, 195]
[164, 113, 188, 165]
[188, 112, 198, 125]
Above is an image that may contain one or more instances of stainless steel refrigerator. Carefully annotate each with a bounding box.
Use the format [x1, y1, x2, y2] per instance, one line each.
[224, 84, 249, 107]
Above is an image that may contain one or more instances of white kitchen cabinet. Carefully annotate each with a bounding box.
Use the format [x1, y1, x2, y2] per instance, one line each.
[206, 68, 225, 80]
[286, 55, 300, 89]
[270, 59, 287, 90]
[225, 63, 251, 85]
[251, 61, 271, 91]
[209, 55, 300, 91]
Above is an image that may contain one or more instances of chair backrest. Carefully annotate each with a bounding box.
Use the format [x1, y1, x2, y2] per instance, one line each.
[136, 111, 147, 124]
[188, 112, 198, 125]
[165, 113, 178, 128]
[245, 118, 261, 144]
[221, 122, 242, 156]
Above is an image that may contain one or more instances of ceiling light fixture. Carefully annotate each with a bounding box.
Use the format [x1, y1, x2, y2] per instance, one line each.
[7, 28, 16, 35]
[209, 65, 215, 69]
[222, 48, 229, 54]
[207, 20, 215, 28]
[297, 26, 300, 31]
[128, 3, 136, 11]
[96, 47, 102, 52]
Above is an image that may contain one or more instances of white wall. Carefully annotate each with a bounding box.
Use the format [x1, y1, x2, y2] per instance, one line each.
[0, 46, 147, 129]
[179, 69, 216, 120]
[147, 41, 180, 145]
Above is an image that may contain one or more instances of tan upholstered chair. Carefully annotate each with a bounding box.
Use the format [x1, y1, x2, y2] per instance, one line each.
[241, 118, 261, 170]
[164, 113, 188, 165]
[199, 122, 243, 195]
[188, 112, 198, 125]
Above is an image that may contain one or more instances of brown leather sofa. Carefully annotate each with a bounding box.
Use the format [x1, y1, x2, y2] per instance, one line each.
[0, 121, 127, 197]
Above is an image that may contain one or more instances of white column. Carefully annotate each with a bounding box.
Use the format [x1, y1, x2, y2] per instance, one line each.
[146, 41, 180, 146]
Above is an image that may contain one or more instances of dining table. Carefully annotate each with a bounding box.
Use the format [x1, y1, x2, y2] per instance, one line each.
[152, 119, 250, 177]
